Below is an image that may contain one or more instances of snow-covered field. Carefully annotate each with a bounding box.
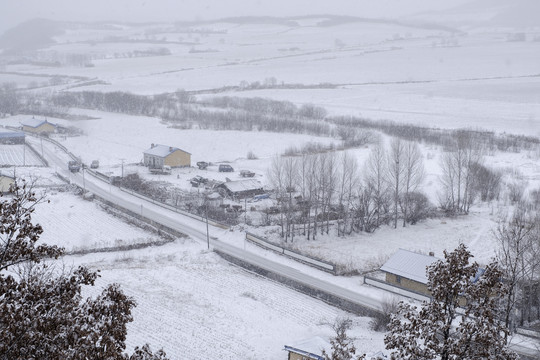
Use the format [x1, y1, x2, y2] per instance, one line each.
[3, 16, 539, 136]
[25, 187, 385, 359]
[1, 8, 540, 358]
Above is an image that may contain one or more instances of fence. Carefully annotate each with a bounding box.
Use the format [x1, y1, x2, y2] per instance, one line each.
[245, 232, 336, 274]
[119, 187, 230, 229]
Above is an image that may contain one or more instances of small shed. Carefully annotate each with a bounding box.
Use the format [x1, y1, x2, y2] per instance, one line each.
[206, 192, 223, 208]
[380, 249, 439, 296]
[284, 337, 331, 360]
[21, 118, 56, 135]
[0, 174, 15, 193]
[217, 179, 264, 199]
[0, 130, 25, 144]
[143, 144, 191, 168]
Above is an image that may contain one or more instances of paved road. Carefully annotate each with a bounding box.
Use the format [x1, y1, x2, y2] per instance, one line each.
[37, 137, 383, 314]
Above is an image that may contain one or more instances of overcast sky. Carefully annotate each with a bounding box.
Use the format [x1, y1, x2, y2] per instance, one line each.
[0, 0, 472, 33]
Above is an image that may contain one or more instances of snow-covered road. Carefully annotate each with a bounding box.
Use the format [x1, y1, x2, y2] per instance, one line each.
[35, 136, 384, 314]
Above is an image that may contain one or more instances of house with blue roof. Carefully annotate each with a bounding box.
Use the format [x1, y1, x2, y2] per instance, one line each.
[0, 130, 25, 144]
[143, 143, 191, 169]
[21, 118, 56, 135]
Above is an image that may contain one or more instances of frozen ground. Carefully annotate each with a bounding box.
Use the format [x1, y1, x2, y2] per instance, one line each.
[2, 17, 539, 136]
[27, 188, 386, 359]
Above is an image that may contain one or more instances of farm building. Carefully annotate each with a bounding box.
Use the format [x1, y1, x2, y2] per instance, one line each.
[0, 130, 25, 144]
[143, 144, 191, 168]
[380, 248, 439, 296]
[0, 173, 15, 193]
[217, 179, 264, 199]
[21, 118, 56, 135]
[283, 337, 331, 360]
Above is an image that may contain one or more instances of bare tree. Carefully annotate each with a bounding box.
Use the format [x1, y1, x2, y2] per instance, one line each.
[336, 152, 360, 236]
[268, 155, 299, 242]
[439, 131, 482, 214]
[387, 139, 406, 228]
[364, 143, 390, 228]
[495, 205, 539, 330]
[399, 141, 425, 227]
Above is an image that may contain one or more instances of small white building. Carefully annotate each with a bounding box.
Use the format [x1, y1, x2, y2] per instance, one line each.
[0, 173, 15, 193]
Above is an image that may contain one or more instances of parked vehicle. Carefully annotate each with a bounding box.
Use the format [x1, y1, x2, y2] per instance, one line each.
[90, 160, 99, 169]
[68, 160, 81, 173]
[239, 170, 255, 177]
[190, 175, 208, 187]
[196, 161, 209, 170]
[149, 165, 171, 175]
[219, 164, 234, 172]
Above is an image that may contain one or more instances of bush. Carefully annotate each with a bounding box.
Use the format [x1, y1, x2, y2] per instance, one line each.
[369, 298, 398, 332]
[247, 150, 258, 160]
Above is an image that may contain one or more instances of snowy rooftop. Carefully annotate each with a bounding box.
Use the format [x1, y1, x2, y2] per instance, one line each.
[380, 248, 440, 284]
[220, 179, 262, 192]
[143, 144, 190, 157]
[284, 336, 331, 360]
[0, 130, 24, 138]
[20, 118, 51, 128]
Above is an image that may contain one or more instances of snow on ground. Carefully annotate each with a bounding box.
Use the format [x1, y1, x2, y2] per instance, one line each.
[0, 143, 44, 166]
[32, 191, 164, 252]
[3, 19, 539, 136]
[28, 189, 385, 359]
[77, 244, 385, 359]
[203, 75, 540, 137]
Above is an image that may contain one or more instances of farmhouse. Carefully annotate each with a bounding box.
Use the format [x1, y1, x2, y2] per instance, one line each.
[143, 144, 191, 168]
[0, 173, 15, 193]
[0, 130, 25, 144]
[217, 179, 264, 199]
[283, 337, 331, 360]
[21, 118, 56, 135]
[380, 248, 439, 296]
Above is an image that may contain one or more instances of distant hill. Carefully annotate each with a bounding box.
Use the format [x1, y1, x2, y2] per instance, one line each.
[0, 18, 62, 53]
[407, 0, 540, 28]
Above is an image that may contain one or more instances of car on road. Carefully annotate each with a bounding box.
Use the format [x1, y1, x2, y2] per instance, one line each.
[239, 170, 255, 177]
[68, 160, 81, 172]
[218, 164, 234, 172]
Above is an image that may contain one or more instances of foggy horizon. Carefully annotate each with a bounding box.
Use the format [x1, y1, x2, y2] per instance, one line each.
[1, 0, 477, 34]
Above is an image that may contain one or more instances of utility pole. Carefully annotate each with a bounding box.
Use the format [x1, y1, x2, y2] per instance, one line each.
[120, 158, 125, 178]
[82, 165, 86, 193]
[205, 200, 210, 250]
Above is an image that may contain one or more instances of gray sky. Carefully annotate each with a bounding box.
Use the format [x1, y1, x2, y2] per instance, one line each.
[0, 0, 471, 33]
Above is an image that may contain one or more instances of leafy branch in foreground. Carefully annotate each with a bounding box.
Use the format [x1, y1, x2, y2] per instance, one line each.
[0, 182, 168, 360]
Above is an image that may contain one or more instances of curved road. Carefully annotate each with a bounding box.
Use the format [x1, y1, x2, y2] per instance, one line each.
[36, 137, 383, 314]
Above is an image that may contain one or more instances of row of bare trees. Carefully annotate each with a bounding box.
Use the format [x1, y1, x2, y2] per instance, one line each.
[267, 131, 510, 242]
[439, 130, 503, 214]
[267, 138, 432, 242]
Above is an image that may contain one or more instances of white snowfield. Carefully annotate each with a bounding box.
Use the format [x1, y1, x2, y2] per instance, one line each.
[29, 132, 540, 360]
[33, 136, 385, 313]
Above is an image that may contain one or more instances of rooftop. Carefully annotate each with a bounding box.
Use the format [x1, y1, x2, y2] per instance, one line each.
[143, 144, 190, 158]
[0, 130, 25, 138]
[220, 179, 262, 192]
[21, 118, 52, 128]
[284, 336, 331, 360]
[380, 248, 440, 284]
